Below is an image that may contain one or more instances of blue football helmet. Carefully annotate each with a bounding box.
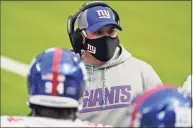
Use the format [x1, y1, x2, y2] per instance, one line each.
[27, 48, 88, 108]
[126, 85, 192, 127]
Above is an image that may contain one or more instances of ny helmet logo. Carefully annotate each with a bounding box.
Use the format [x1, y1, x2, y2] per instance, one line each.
[96, 10, 110, 18]
[87, 44, 96, 54]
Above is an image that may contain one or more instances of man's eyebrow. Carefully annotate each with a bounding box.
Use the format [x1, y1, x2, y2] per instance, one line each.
[92, 26, 116, 33]
[96, 27, 115, 32]
[109, 26, 116, 29]
[95, 28, 103, 32]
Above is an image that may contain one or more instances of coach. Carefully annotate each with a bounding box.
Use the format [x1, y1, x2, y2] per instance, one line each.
[67, 1, 162, 127]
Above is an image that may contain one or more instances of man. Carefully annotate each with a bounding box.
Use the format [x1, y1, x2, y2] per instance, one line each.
[67, 1, 162, 127]
[125, 85, 192, 127]
[1, 48, 111, 127]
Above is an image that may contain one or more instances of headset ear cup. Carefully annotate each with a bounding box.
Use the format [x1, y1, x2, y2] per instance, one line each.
[73, 29, 83, 54]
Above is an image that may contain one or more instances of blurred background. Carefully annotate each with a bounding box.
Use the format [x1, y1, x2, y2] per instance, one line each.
[1, 1, 191, 115]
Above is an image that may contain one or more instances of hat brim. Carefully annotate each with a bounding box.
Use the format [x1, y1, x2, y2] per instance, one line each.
[87, 21, 122, 32]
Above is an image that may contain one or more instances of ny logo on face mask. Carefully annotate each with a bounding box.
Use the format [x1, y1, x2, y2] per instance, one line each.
[87, 44, 96, 54]
[96, 10, 110, 19]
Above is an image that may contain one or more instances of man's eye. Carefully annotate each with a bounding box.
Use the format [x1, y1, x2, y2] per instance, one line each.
[94, 31, 103, 35]
[108, 29, 115, 34]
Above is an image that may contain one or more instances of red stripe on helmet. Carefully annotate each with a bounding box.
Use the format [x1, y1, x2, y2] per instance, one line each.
[51, 48, 63, 96]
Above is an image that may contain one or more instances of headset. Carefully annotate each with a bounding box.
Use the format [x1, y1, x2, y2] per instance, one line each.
[67, 1, 120, 56]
